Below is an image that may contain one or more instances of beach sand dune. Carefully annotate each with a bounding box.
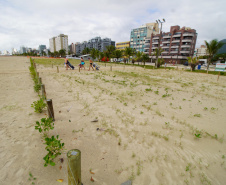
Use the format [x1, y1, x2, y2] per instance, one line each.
[0, 57, 226, 185]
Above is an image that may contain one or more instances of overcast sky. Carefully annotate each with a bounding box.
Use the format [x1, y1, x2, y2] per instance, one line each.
[0, 0, 225, 52]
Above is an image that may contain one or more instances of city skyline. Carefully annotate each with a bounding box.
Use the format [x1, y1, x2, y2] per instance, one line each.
[0, 0, 225, 53]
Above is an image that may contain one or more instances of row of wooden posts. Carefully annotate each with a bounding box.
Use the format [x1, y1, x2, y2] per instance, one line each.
[32, 60, 82, 185]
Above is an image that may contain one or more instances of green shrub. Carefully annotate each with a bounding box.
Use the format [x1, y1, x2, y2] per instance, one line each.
[35, 118, 54, 134]
[43, 135, 64, 167]
[31, 97, 46, 113]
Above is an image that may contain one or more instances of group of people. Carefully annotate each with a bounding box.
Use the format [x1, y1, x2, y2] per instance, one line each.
[64, 57, 95, 71]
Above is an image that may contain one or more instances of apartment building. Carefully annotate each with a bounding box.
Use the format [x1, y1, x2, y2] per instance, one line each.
[49, 37, 56, 53]
[39, 45, 46, 54]
[194, 45, 207, 57]
[49, 34, 68, 53]
[130, 23, 159, 53]
[149, 25, 197, 63]
[116, 41, 130, 50]
[75, 37, 115, 55]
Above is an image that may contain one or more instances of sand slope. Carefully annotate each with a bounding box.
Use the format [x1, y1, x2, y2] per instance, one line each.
[0, 57, 226, 185]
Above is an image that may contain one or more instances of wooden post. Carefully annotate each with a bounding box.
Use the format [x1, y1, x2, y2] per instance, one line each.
[46, 99, 55, 121]
[39, 77, 42, 84]
[67, 149, 81, 185]
[41, 84, 46, 100]
[33, 62, 37, 73]
[57, 66, 59, 73]
[110, 66, 112, 71]
[79, 66, 80, 72]
[217, 72, 220, 81]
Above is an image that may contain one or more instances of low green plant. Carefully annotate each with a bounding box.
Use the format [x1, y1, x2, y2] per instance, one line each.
[28, 172, 36, 185]
[194, 114, 201, 117]
[33, 78, 41, 93]
[195, 133, 202, 138]
[43, 135, 64, 167]
[154, 90, 159, 95]
[145, 88, 152, 92]
[31, 97, 47, 113]
[35, 118, 54, 135]
[204, 107, 208, 110]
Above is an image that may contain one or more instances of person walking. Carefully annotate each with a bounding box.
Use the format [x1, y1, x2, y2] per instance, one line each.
[80, 57, 85, 70]
[88, 58, 95, 71]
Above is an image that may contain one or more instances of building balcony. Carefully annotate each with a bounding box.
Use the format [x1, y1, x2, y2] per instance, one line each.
[183, 33, 194, 37]
[152, 46, 158, 49]
[152, 41, 158, 44]
[172, 40, 180, 43]
[171, 45, 179, 48]
[180, 50, 190, 53]
[153, 36, 159, 39]
[162, 41, 170, 44]
[171, 51, 179, 53]
[162, 51, 169, 54]
[182, 39, 192, 42]
[161, 56, 172, 59]
[162, 46, 170, 49]
[163, 35, 171, 39]
[181, 45, 191, 48]
[172, 35, 181, 37]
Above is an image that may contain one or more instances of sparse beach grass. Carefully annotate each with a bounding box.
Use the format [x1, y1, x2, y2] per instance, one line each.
[24, 58, 226, 184]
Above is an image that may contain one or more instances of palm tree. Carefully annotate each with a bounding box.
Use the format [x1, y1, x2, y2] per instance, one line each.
[82, 47, 90, 55]
[90, 48, 98, 61]
[152, 48, 164, 68]
[105, 45, 116, 62]
[98, 52, 104, 62]
[135, 51, 142, 65]
[142, 53, 149, 66]
[114, 50, 123, 62]
[124, 47, 135, 63]
[187, 57, 199, 71]
[205, 39, 225, 70]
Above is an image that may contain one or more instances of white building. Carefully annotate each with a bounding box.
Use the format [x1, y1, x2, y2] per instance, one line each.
[49, 34, 68, 54]
[130, 22, 160, 53]
[49, 37, 56, 53]
[195, 45, 207, 57]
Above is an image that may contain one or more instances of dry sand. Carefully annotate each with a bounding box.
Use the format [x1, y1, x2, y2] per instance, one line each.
[0, 56, 226, 185]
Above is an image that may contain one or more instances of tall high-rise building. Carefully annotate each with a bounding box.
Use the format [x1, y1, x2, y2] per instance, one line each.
[20, 46, 26, 54]
[75, 37, 115, 55]
[39, 45, 47, 54]
[49, 37, 56, 53]
[55, 34, 68, 53]
[130, 23, 159, 53]
[149, 25, 197, 63]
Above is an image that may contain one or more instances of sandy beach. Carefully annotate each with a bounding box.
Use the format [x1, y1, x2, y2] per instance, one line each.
[0, 56, 226, 185]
